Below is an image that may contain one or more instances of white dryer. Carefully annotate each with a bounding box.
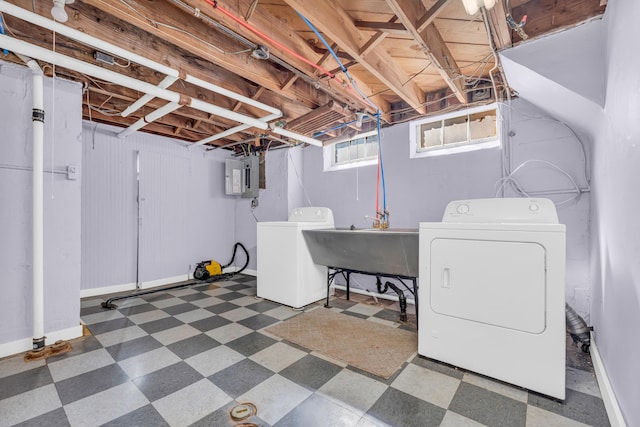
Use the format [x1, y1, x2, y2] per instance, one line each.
[419, 198, 566, 399]
[257, 207, 334, 309]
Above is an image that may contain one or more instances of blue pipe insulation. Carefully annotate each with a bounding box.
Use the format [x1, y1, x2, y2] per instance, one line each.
[295, 10, 386, 211]
[295, 11, 347, 74]
[0, 16, 8, 56]
[313, 119, 357, 138]
[376, 112, 387, 212]
[295, 9, 379, 111]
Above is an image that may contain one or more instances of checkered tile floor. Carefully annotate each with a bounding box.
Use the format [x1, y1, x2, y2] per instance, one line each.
[0, 275, 610, 426]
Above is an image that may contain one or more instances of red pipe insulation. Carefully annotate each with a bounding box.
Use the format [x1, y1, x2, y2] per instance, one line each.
[205, 0, 337, 79]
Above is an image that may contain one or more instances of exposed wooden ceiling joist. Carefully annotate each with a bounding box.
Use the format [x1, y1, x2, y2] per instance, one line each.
[487, 0, 512, 50]
[284, 0, 427, 115]
[0, 0, 606, 147]
[354, 20, 407, 34]
[385, 0, 467, 104]
[172, 0, 386, 113]
[510, 0, 606, 42]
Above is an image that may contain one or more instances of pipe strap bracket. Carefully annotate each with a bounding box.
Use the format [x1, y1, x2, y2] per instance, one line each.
[32, 108, 45, 123]
[179, 94, 191, 106]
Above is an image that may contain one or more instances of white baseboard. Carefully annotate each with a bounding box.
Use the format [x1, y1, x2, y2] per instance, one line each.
[140, 274, 190, 290]
[238, 268, 256, 276]
[80, 282, 136, 298]
[591, 333, 627, 427]
[332, 284, 416, 305]
[0, 325, 83, 359]
[80, 274, 191, 299]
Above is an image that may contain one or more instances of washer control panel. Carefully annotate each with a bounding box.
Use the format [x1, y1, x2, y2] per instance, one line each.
[288, 207, 335, 224]
[442, 198, 559, 224]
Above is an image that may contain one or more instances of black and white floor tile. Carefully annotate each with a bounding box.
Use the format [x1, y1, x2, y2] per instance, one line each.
[0, 275, 610, 427]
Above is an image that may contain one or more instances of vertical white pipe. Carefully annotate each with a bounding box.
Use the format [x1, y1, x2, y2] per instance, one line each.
[19, 55, 45, 349]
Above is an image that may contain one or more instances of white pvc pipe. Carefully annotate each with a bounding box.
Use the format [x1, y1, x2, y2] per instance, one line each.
[121, 75, 179, 117]
[0, 1, 178, 77]
[0, 35, 270, 130]
[118, 102, 182, 138]
[195, 113, 281, 146]
[18, 55, 45, 348]
[271, 125, 323, 147]
[184, 75, 281, 116]
[0, 2, 281, 117]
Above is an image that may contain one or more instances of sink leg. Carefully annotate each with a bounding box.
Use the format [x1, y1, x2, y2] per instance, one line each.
[346, 272, 350, 300]
[413, 278, 418, 329]
[325, 270, 331, 308]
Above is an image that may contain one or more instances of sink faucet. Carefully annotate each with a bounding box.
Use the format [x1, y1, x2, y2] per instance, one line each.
[365, 209, 390, 229]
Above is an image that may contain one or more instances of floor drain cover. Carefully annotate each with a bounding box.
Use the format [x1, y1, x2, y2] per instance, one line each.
[230, 403, 257, 421]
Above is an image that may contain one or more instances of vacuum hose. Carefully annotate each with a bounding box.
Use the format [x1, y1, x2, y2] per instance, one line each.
[566, 303, 591, 353]
[102, 242, 249, 310]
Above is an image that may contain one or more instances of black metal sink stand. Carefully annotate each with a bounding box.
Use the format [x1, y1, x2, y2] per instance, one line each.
[325, 267, 418, 328]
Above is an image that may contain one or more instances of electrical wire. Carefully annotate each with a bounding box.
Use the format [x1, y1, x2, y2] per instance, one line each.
[288, 149, 313, 207]
[499, 102, 591, 187]
[494, 159, 585, 206]
[206, 0, 337, 79]
[118, 0, 251, 56]
[481, 7, 500, 103]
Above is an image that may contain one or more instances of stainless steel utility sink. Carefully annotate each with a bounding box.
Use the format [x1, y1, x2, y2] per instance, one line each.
[302, 228, 419, 277]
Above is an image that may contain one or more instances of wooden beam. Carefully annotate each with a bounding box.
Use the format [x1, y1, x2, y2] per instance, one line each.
[285, 0, 426, 114]
[359, 17, 398, 56]
[178, 0, 381, 112]
[74, 0, 346, 110]
[511, 0, 606, 41]
[232, 86, 265, 112]
[385, 0, 467, 104]
[354, 20, 407, 34]
[417, 0, 454, 32]
[487, 0, 512, 50]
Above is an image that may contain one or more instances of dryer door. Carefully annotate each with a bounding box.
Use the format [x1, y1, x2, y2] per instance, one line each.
[429, 238, 546, 334]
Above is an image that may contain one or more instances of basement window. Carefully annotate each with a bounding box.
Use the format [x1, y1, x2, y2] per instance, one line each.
[323, 130, 379, 171]
[409, 104, 500, 158]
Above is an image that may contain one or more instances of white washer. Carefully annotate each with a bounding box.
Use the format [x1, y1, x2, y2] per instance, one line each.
[419, 198, 566, 399]
[257, 207, 334, 309]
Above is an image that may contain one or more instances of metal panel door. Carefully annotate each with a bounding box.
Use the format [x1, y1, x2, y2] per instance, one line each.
[429, 238, 546, 334]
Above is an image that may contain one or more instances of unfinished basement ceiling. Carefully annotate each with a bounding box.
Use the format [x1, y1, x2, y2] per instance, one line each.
[0, 0, 606, 147]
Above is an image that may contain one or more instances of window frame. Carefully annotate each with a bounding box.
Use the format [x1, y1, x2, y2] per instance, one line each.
[323, 130, 379, 172]
[409, 103, 500, 159]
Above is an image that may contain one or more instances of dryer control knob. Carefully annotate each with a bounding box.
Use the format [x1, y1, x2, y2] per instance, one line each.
[456, 204, 470, 214]
[316, 210, 322, 217]
[529, 204, 539, 212]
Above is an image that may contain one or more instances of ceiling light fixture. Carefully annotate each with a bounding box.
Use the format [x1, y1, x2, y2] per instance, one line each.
[51, 0, 74, 23]
[461, 0, 496, 16]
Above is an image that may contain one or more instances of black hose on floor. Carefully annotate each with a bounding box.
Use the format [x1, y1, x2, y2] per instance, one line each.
[101, 242, 249, 310]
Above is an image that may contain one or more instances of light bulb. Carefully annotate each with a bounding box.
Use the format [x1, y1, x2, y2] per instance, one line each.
[461, 0, 480, 15]
[483, 0, 496, 9]
[51, 0, 68, 22]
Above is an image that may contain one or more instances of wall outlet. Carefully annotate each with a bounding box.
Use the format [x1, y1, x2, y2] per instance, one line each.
[67, 165, 78, 180]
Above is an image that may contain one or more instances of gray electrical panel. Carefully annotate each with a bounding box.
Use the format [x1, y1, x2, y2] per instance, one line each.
[225, 155, 259, 198]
